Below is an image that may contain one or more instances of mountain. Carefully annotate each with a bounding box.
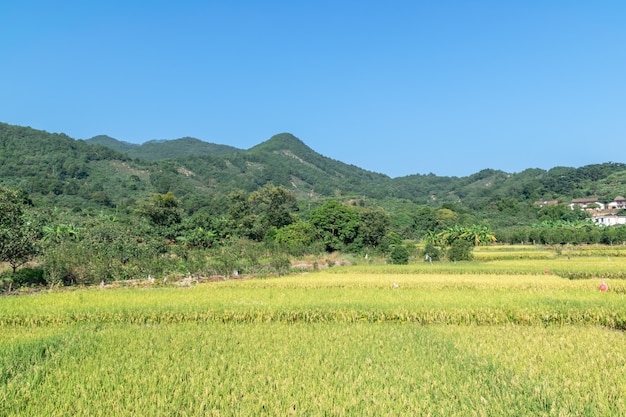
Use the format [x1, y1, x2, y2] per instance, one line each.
[85, 135, 137, 153]
[242, 133, 393, 198]
[2, 122, 626, 220]
[85, 135, 240, 160]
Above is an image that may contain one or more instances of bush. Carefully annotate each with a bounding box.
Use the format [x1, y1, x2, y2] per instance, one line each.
[423, 242, 441, 262]
[380, 232, 403, 252]
[389, 245, 409, 265]
[269, 255, 291, 276]
[7, 267, 46, 287]
[448, 239, 474, 261]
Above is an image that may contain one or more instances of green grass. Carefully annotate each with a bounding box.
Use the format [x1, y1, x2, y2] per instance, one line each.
[2, 261, 626, 415]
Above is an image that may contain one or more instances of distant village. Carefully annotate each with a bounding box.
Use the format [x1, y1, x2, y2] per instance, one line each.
[535, 196, 626, 226]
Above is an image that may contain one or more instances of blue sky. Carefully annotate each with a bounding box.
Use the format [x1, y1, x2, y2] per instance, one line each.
[2, 1, 625, 177]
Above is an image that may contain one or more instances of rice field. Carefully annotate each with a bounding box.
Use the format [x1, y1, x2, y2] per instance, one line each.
[2, 254, 626, 416]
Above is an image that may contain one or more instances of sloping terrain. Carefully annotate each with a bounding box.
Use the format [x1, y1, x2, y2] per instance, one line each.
[2, 122, 626, 214]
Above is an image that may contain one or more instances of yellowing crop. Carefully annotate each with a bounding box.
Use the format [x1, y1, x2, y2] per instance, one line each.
[2, 257, 626, 415]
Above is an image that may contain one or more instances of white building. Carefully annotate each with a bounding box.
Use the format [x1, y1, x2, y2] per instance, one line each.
[607, 196, 626, 210]
[592, 214, 626, 226]
[569, 197, 605, 210]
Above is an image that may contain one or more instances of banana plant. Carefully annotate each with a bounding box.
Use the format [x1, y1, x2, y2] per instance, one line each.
[42, 224, 81, 243]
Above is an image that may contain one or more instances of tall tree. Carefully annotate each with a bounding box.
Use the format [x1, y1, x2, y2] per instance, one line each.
[0, 187, 37, 273]
[228, 184, 297, 241]
[136, 192, 183, 227]
[248, 184, 297, 231]
[359, 207, 390, 248]
[309, 201, 360, 251]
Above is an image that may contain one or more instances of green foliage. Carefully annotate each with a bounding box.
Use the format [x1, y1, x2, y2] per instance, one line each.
[211, 249, 241, 278]
[248, 184, 298, 239]
[389, 245, 409, 264]
[4, 122, 626, 287]
[227, 184, 298, 241]
[448, 239, 474, 261]
[269, 255, 291, 276]
[437, 225, 496, 247]
[274, 221, 316, 256]
[422, 242, 441, 262]
[136, 192, 182, 227]
[434, 208, 459, 229]
[178, 227, 216, 249]
[309, 201, 360, 251]
[42, 223, 81, 243]
[86, 136, 241, 160]
[412, 205, 437, 236]
[379, 231, 403, 253]
[0, 187, 38, 273]
[39, 214, 168, 286]
[358, 207, 390, 248]
[4, 122, 626, 217]
[538, 204, 588, 222]
[0, 267, 45, 290]
[459, 225, 497, 246]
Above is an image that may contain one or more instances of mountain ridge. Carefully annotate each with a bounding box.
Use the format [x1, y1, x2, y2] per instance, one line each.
[2, 122, 626, 215]
[85, 135, 241, 160]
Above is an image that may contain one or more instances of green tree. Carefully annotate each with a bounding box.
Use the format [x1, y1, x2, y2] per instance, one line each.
[228, 190, 255, 234]
[136, 192, 183, 227]
[437, 225, 496, 246]
[248, 184, 297, 240]
[538, 204, 588, 222]
[274, 221, 316, 255]
[389, 245, 409, 264]
[309, 201, 360, 251]
[228, 185, 297, 241]
[358, 207, 390, 248]
[413, 206, 437, 235]
[459, 225, 497, 246]
[448, 239, 474, 261]
[0, 187, 38, 273]
[434, 208, 458, 230]
[422, 242, 441, 262]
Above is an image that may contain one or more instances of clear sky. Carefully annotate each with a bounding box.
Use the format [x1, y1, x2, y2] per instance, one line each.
[2, 1, 625, 177]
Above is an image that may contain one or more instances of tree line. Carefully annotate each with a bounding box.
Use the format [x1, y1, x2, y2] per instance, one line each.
[3, 182, 626, 292]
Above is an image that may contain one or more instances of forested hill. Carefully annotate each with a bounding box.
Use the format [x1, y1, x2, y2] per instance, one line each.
[85, 135, 240, 160]
[2, 122, 626, 213]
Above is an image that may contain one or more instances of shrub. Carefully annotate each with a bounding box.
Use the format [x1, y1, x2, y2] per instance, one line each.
[423, 242, 441, 262]
[269, 255, 291, 276]
[390, 245, 409, 265]
[7, 267, 46, 287]
[448, 239, 474, 262]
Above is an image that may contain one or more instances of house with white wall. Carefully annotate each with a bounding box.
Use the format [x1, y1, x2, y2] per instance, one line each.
[608, 196, 626, 210]
[569, 197, 604, 210]
[592, 214, 626, 226]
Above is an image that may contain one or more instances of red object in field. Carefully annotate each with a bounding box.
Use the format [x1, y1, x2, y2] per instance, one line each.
[544, 269, 549, 275]
[599, 282, 608, 292]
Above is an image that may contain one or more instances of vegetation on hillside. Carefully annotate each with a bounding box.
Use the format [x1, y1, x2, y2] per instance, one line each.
[2, 122, 626, 291]
[3, 122, 626, 416]
[86, 135, 241, 160]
